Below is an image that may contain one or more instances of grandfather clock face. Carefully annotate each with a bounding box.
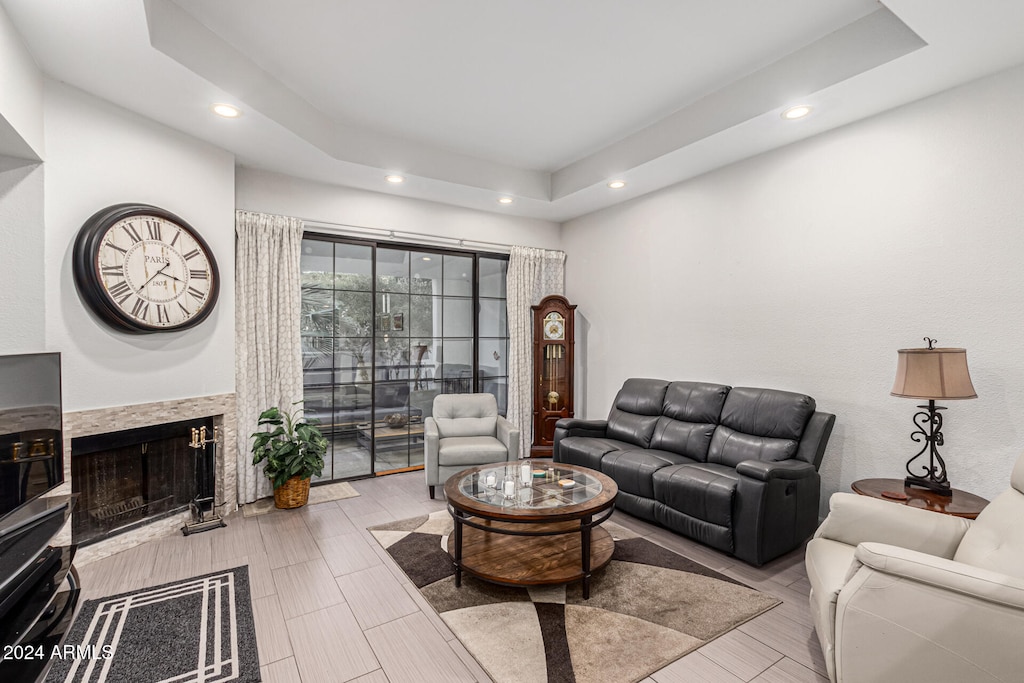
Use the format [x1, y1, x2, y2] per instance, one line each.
[73, 204, 220, 333]
[543, 312, 565, 340]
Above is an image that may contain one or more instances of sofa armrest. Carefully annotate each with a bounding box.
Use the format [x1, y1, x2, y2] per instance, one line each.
[553, 418, 609, 463]
[815, 492, 970, 559]
[554, 418, 608, 438]
[424, 417, 440, 485]
[831, 542, 1024, 682]
[795, 411, 835, 469]
[854, 542, 1024, 609]
[496, 415, 520, 461]
[736, 459, 817, 481]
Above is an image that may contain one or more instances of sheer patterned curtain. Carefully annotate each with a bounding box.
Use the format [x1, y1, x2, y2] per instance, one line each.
[235, 211, 305, 503]
[507, 246, 566, 458]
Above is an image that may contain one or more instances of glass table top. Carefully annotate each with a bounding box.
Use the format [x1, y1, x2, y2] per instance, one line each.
[457, 462, 604, 510]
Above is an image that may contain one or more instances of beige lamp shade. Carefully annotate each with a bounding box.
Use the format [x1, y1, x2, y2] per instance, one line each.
[891, 347, 977, 400]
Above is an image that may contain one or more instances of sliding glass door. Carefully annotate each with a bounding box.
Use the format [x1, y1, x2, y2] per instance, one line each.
[300, 235, 508, 481]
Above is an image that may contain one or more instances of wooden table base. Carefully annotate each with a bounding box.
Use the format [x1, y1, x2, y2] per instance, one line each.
[447, 519, 614, 588]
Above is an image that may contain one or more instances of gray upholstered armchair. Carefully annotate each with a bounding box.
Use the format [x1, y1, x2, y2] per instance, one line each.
[424, 393, 519, 499]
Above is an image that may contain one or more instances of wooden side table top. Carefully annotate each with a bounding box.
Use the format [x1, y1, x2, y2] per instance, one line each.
[851, 478, 990, 519]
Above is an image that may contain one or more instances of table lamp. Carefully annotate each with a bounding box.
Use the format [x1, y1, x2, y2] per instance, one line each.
[890, 337, 977, 496]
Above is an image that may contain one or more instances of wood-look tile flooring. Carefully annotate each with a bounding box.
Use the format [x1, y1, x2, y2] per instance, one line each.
[75, 471, 828, 682]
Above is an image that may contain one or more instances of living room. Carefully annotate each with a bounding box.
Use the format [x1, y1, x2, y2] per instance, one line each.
[3, 2, 1024, 682]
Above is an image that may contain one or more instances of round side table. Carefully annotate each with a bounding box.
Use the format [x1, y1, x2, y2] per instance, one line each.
[851, 479, 989, 519]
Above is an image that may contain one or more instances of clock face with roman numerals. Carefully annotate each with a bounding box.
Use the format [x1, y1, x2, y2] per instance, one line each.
[73, 204, 220, 333]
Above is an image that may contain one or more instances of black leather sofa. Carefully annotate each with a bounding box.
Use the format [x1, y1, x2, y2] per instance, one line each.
[553, 379, 835, 566]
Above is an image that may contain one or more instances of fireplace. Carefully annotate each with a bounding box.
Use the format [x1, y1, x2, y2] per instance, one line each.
[71, 417, 214, 546]
[47, 393, 236, 560]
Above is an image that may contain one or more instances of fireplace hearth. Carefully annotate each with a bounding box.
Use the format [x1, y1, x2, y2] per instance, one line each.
[71, 417, 214, 546]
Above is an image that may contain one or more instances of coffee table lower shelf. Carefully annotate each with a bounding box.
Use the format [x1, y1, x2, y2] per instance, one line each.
[446, 519, 614, 589]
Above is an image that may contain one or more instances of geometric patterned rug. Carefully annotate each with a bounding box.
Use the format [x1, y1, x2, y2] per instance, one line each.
[369, 511, 780, 683]
[45, 566, 259, 683]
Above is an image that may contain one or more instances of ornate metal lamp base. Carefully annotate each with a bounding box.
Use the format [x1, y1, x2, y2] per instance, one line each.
[904, 474, 952, 496]
[903, 399, 954, 498]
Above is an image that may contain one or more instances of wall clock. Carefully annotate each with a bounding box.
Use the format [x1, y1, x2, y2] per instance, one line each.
[72, 203, 220, 333]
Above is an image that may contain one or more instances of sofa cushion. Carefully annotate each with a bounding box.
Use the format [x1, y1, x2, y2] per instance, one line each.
[707, 387, 815, 467]
[652, 463, 738, 528]
[953, 488, 1024, 580]
[557, 436, 630, 471]
[650, 417, 716, 462]
[433, 393, 497, 438]
[601, 449, 696, 499]
[653, 503, 734, 553]
[720, 387, 815, 440]
[437, 436, 509, 466]
[708, 426, 799, 467]
[663, 381, 730, 423]
[605, 379, 669, 448]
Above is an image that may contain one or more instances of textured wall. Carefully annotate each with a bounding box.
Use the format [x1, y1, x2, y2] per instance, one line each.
[0, 2, 44, 158]
[562, 62, 1024, 510]
[42, 81, 236, 411]
[0, 161, 43, 351]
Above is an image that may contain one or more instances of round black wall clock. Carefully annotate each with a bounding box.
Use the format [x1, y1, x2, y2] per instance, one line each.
[73, 203, 220, 333]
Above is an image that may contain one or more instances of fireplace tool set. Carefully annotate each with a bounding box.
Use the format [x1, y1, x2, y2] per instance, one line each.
[182, 425, 226, 535]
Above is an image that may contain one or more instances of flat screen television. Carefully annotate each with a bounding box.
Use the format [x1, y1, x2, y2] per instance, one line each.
[0, 352, 64, 525]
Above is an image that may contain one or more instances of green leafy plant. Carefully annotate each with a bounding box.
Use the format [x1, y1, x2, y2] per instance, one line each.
[250, 404, 328, 489]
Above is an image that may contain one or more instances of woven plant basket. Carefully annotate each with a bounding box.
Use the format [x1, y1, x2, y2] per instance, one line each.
[274, 476, 311, 509]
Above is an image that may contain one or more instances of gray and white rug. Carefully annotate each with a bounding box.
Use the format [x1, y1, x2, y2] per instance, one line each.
[47, 566, 259, 683]
[370, 511, 780, 683]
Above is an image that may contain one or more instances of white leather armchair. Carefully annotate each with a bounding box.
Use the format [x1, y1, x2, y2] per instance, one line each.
[806, 455, 1024, 682]
[424, 393, 519, 499]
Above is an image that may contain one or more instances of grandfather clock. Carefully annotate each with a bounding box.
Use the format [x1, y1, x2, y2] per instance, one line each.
[531, 295, 576, 457]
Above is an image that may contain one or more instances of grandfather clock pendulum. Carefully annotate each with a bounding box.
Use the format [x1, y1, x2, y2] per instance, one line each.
[531, 295, 576, 457]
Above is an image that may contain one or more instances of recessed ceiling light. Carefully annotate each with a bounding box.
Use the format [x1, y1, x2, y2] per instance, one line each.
[211, 103, 241, 118]
[422, 256, 432, 261]
[608, 180, 626, 189]
[385, 174, 405, 183]
[497, 197, 513, 204]
[782, 105, 812, 120]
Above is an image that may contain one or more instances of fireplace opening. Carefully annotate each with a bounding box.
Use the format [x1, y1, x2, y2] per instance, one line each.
[71, 416, 214, 546]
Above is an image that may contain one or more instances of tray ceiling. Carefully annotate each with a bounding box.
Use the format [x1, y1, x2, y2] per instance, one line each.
[3, 0, 1024, 221]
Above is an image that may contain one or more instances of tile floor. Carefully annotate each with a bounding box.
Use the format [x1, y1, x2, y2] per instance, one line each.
[75, 470, 829, 683]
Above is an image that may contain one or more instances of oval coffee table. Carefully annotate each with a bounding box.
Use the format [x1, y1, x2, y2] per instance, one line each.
[444, 461, 617, 599]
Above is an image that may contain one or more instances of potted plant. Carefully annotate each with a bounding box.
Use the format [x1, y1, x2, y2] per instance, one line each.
[250, 404, 328, 509]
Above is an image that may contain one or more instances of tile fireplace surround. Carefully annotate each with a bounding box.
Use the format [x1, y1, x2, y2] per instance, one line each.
[47, 393, 237, 563]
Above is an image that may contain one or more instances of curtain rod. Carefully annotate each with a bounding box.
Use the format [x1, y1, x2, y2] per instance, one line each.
[299, 217, 518, 254]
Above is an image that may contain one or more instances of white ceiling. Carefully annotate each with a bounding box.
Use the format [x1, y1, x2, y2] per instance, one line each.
[3, 0, 1024, 221]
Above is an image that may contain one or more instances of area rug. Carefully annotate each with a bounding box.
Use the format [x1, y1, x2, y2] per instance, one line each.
[46, 566, 259, 683]
[369, 511, 780, 683]
[242, 479, 359, 517]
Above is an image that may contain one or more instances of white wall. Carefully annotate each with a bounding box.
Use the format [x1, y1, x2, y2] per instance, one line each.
[236, 168, 561, 250]
[0, 3, 43, 158]
[0, 160, 44, 351]
[43, 81, 236, 411]
[563, 62, 1024, 507]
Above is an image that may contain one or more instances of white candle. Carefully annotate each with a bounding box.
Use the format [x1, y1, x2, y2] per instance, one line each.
[503, 479, 515, 498]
